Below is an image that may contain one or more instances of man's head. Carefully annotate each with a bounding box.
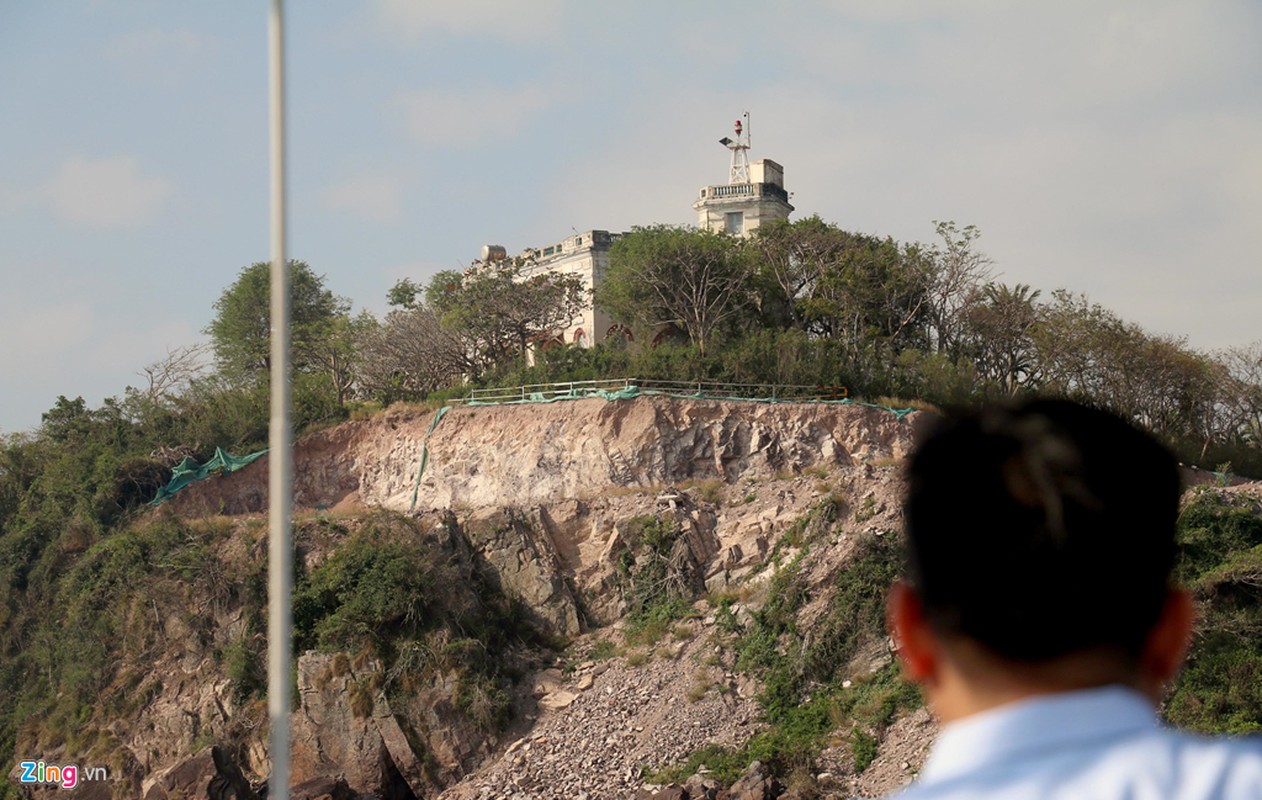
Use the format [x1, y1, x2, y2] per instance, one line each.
[889, 398, 1193, 715]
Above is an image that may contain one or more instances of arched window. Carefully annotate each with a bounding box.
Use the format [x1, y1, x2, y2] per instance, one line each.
[605, 323, 634, 342]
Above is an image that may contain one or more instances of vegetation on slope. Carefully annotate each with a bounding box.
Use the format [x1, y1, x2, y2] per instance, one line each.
[653, 500, 921, 786]
[1166, 489, 1262, 734]
[655, 486, 1262, 790]
[0, 504, 552, 798]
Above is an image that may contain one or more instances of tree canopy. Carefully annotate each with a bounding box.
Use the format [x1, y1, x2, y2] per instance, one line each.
[597, 225, 753, 355]
[206, 260, 350, 379]
[427, 260, 586, 373]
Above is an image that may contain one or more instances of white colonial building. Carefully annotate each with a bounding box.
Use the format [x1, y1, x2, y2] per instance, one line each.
[478, 115, 792, 350]
[514, 229, 627, 348]
[693, 114, 794, 236]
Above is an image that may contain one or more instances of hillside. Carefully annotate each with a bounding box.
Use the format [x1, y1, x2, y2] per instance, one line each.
[6, 395, 1259, 799]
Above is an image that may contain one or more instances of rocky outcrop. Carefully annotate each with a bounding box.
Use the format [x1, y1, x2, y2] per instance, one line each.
[144, 396, 922, 798]
[170, 397, 915, 516]
[458, 508, 583, 637]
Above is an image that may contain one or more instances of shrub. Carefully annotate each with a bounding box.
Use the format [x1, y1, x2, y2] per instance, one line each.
[1165, 491, 1262, 734]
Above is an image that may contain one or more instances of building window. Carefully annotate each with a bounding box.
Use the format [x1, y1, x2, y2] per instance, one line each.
[725, 211, 744, 235]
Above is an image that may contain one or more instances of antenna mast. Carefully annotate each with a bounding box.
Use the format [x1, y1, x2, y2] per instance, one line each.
[719, 111, 751, 185]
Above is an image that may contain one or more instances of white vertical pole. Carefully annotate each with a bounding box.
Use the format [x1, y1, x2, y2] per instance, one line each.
[267, 1, 292, 798]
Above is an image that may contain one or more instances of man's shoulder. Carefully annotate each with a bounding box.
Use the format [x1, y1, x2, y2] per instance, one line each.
[889, 727, 1262, 800]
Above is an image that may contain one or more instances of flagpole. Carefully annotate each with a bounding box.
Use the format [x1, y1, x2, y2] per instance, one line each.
[267, 0, 292, 797]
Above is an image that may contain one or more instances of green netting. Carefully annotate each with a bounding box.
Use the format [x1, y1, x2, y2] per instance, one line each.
[408, 406, 451, 513]
[149, 447, 269, 505]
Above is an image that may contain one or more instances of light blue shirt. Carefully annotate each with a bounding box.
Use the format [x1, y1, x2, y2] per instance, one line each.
[890, 685, 1262, 799]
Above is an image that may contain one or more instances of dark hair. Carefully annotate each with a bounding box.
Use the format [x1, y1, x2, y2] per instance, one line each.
[902, 398, 1181, 662]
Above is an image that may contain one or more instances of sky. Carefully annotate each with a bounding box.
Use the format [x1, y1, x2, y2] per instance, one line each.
[1, 1, 1260, 434]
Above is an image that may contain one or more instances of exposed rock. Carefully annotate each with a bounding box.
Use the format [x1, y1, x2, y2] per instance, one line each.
[290, 653, 391, 795]
[460, 508, 582, 637]
[142, 746, 258, 800]
[170, 397, 915, 516]
[134, 397, 925, 798]
[725, 760, 783, 800]
[290, 775, 357, 800]
[538, 690, 579, 711]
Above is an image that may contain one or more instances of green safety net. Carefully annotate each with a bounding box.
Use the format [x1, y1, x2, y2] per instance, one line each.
[408, 405, 451, 513]
[468, 386, 644, 406]
[149, 447, 269, 505]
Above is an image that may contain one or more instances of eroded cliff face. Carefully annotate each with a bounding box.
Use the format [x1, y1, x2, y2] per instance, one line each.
[110, 397, 921, 798]
[171, 397, 914, 515]
[168, 397, 915, 640]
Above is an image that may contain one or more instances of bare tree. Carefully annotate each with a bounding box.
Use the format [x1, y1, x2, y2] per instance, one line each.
[1217, 341, 1262, 447]
[355, 307, 475, 402]
[139, 343, 210, 403]
[924, 221, 993, 357]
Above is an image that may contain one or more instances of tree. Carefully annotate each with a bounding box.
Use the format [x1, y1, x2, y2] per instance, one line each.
[137, 343, 210, 404]
[386, 277, 424, 310]
[748, 215, 851, 330]
[923, 221, 993, 357]
[960, 282, 1041, 396]
[308, 310, 376, 405]
[427, 261, 585, 372]
[803, 232, 934, 375]
[596, 225, 753, 355]
[355, 307, 475, 402]
[206, 260, 350, 379]
[1218, 342, 1262, 447]
[1028, 290, 1226, 445]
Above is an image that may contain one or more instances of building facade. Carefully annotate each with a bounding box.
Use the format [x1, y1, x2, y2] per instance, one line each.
[478, 116, 791, 350]
[693, 158, 794, 236]
[514, 229, 625, 349]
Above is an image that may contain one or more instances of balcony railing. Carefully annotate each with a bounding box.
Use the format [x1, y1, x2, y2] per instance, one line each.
[697, 182, 790, 203]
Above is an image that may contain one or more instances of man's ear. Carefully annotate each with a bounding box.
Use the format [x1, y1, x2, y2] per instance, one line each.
[1139, 588, 1195, 697]
[888, 580, 939, 685]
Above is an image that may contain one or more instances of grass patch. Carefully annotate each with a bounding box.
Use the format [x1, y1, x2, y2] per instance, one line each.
[852, 495, 879, 523]
[681, 478, 726, 507]
[589, 640, 619, 660]
[658, 528, 918, 785]
[618, 516, 697, 645]
[686, 674, 713, 703]
[1165, 490, 1262, 734]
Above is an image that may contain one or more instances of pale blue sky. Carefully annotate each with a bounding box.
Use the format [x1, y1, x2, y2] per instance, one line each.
[2, 1, 1260, 433]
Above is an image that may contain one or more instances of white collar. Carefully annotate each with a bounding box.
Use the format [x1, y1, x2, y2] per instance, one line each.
[920, 685, 1161, 783]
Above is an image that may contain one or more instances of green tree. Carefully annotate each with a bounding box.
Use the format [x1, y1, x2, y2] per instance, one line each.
[596, 225, 752, 355]
[386, 277, 424, 310]
[426, 261, 585, 372]
[748, 215, 851, 330]
[797, 231, 933, 393]
[206, 260, 350, 379]
[960, 282, 1041, 396]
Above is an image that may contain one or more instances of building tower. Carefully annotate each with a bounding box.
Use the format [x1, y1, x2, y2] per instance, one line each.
[693, 112, 794, 237]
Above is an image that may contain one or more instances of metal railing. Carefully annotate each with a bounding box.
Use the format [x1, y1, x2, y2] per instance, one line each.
[460, 378, 636, 404]
[450, 378, 848, 405]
